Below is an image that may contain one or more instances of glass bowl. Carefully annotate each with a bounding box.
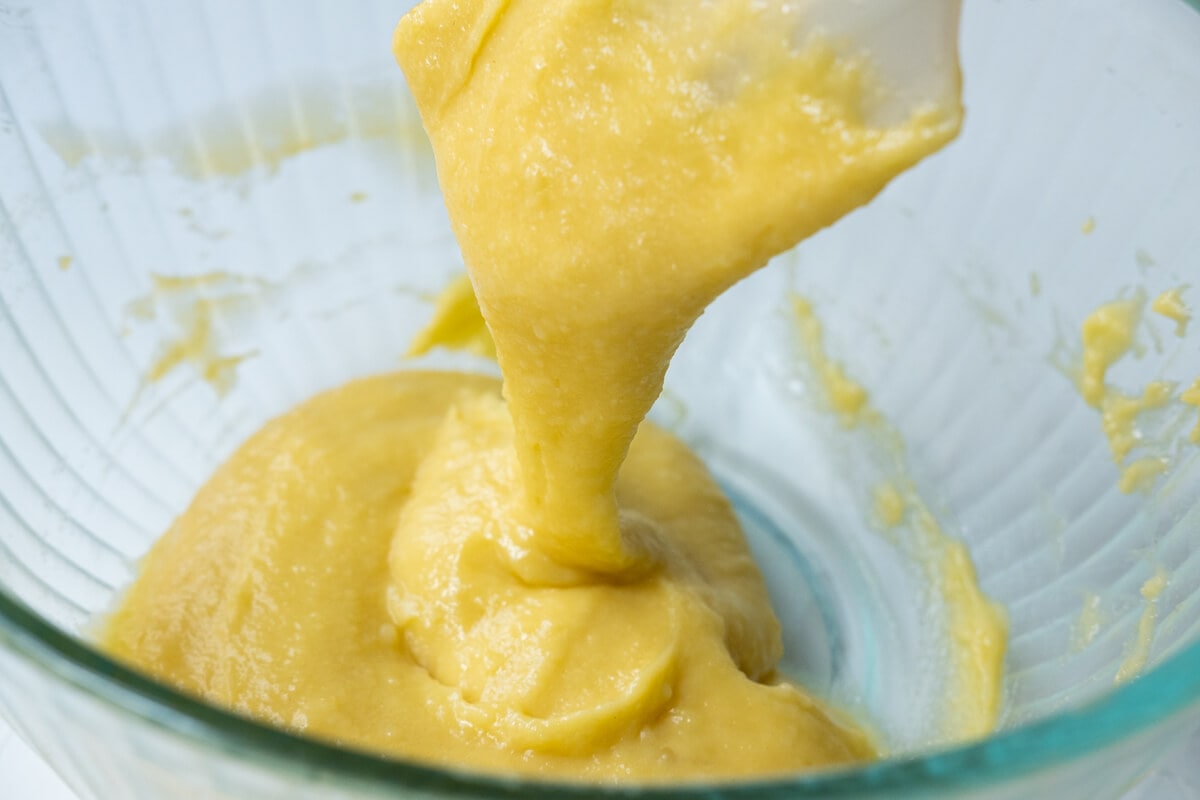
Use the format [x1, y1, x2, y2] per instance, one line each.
[2, 0, 1200, 797]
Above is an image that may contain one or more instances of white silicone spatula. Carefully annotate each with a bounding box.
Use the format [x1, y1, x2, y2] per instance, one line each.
[796, 0, 964, 126]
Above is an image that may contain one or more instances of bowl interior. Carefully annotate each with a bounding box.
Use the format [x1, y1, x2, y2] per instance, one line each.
[2, 0, 1200, 797]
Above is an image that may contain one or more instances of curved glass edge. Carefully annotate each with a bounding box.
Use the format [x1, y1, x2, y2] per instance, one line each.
[2, 1, 1200, 795]
[3, 585, 1200, 799]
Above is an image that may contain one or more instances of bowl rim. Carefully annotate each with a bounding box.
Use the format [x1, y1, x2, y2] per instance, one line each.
[4, 0, 1200, 794]
[3, 586, 1200, 798]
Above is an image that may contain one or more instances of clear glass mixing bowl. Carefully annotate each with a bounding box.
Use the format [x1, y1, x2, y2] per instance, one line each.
[2, 0, 1200, 797]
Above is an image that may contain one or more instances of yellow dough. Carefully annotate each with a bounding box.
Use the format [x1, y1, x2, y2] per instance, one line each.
[406, 275, 496, 360]
[1152, 286, 1190, 337]
[1080, 297, 1142, 409]
[104, 0, 977, 782]
[394, 0, 960, 577]
[105, 372, 872, 778]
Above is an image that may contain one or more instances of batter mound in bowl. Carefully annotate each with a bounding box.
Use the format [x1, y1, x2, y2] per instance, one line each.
[104, 0, 1001, 780]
